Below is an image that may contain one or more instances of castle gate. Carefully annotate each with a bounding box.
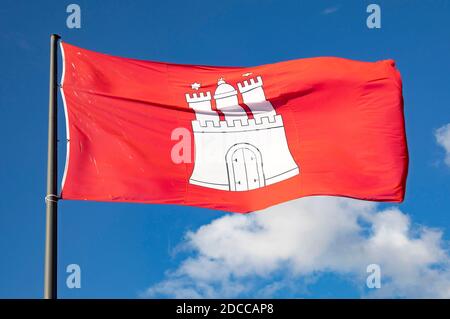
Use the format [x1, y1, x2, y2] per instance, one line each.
[226, 143, 265, 191]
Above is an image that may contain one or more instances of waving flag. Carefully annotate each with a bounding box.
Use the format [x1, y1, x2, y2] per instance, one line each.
[59, 42, 408, 213]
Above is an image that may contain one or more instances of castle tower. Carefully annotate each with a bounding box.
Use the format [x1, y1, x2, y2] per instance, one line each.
[185, 91, 219, 126]
[214, 78, 248, 125]
[186, 75, 299, 192]
[238, 76, 276, 123]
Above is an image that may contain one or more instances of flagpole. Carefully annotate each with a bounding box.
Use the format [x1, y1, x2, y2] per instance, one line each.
[44, 33, 60, 299]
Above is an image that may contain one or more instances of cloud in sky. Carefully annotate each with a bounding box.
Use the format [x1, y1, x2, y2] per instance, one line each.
[144, 197, 450, 298]
[436, 123, 450, 166]
[321, 6, 340, 15]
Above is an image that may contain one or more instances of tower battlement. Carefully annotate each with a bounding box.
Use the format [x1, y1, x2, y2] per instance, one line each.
[185, 91, 211, 103]
[237, 76, 263, 93]
[192, 114, 283, 132]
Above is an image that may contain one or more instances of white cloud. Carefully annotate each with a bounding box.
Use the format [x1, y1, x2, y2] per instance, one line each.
[436, 123, 450, 166]
[321, 6, 340, 15]
[144, 197, 450, 298]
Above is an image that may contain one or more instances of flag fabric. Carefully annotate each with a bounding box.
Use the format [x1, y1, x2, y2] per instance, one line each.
[59, 42, 408, 213]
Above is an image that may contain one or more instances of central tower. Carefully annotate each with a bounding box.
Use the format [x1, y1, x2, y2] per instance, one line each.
[214, 78, 247, 125]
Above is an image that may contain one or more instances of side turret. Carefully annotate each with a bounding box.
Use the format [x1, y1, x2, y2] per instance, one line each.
[185, 91, 219, 127]
[238, 76, 276, 123]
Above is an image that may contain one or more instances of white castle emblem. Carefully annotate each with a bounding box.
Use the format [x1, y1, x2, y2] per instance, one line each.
[185, 76, 299, 191]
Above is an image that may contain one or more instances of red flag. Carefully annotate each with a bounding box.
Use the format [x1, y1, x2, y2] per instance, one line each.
[59, 42, 408, 213]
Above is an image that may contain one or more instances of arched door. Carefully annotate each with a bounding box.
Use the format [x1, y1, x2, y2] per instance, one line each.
[226, 143, 265, 191]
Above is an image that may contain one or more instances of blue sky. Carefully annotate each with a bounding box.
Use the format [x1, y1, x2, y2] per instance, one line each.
[0, 0, 449, 298]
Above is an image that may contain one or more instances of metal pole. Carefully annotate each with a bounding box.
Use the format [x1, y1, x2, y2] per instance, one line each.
[44, 34, 60, 299]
